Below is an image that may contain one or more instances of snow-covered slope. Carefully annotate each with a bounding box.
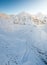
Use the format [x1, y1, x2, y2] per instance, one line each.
[32, 13, 47, 25]
[0, 12, 47, 27]
[0, 12, 47, 65]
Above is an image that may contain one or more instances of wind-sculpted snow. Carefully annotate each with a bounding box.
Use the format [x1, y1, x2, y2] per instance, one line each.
[0, 24, 47, 65]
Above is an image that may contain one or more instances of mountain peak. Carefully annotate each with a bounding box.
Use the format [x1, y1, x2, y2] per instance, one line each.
[0, 13, 10, 19]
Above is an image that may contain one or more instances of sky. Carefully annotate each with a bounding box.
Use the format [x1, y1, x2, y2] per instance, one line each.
[0, 0, 47, 14]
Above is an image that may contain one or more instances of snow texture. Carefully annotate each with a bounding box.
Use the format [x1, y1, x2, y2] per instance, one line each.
[0, 13, 47, 65]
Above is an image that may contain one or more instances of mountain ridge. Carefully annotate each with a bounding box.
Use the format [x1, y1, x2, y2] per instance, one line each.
[0, 12, 47, 31]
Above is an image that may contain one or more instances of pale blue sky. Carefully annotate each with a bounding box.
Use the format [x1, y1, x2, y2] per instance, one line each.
[0, 0, 47, 14]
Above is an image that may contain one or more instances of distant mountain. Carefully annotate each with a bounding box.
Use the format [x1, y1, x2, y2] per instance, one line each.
[0, 12, 47, 28]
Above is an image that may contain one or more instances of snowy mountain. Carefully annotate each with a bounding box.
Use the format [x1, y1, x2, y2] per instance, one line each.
[0, 12, 47, 65]
[0, 12, 47, 32]
[32, 13, 47, 25]
[0, 12, 47, 26]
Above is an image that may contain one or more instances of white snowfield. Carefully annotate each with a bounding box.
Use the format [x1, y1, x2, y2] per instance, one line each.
[0, 12, 47, 65]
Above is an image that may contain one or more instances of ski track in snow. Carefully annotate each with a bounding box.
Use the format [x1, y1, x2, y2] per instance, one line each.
[0, 24, 47, 65]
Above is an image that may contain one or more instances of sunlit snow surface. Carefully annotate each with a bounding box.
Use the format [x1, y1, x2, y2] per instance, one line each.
[0, 23, 47, 65]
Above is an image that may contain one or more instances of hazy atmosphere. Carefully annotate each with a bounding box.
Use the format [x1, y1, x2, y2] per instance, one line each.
[0, 0, 47, 65]
[0, 0, 47, 14]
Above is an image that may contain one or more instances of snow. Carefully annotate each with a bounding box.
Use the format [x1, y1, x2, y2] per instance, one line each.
[0, 13, 47, 65]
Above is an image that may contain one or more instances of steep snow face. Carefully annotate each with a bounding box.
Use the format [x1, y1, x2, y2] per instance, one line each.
[32, 13, 47, 25]
[0, 12, 47, 27]
[0, 13, 33, 31]
[0, 12, 47, 65]
[12, 13, 46, 25]
[9, 12, 33, 25]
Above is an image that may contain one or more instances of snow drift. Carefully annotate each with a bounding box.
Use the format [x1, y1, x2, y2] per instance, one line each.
[0, 12, 47, 65]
